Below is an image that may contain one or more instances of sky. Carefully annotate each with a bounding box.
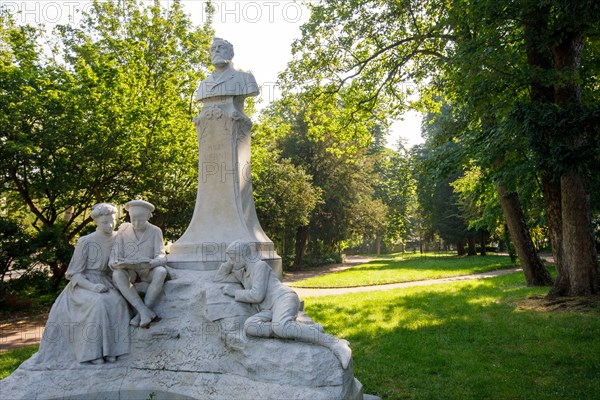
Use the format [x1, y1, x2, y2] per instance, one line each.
[1, 0, 423, 148]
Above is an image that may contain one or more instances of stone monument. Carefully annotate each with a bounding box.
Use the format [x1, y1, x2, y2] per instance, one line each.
[0, 38, 369, 400]
[167, 37, 281, 277]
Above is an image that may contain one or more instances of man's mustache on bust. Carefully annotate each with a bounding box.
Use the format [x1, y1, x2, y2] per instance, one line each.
[212, 55, 231, 64]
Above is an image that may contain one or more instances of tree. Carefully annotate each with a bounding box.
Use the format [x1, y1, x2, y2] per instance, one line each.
[415, 97, 552, 282]
[372, 142, 416, 253]
[254, 91, 387, 266]
[410, 145, 438, 252]
[513, 0, 600, 296]
[436, 175, 470, 255]
[0, 1, 213, 284]
[250, 132, 322, 268]
[283, 0, 600, 292]
[0, 217, 33, 282]
[451, 166, 502, 256]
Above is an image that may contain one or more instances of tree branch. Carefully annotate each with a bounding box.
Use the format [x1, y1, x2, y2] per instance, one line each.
[10, 168, 50, 226]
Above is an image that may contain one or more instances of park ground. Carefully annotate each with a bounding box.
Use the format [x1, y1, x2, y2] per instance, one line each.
[2, 253, 599, 399]
[0, 254, 516, 351]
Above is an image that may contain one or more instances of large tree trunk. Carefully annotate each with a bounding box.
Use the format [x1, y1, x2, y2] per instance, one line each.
[479, 231, 487, 256]
[467, 236, 477, 256]
[496, 183, 553, 286]
[540, 175, 569, 297]
[523, 5, 598, 296]
[560, 170, 598, 295]
[292, 226, 309, 270]
[50, 261, 68, 291]
[456, 240, 465, 256]
[523, 7, 568, 295]
[551, 33, 599, 296]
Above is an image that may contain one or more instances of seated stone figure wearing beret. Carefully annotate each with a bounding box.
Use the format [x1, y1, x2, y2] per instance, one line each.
[110, 200, 167, 329]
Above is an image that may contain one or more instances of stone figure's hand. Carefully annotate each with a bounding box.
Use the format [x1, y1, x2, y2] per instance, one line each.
[219, 261, 233, 273]
[93, 284, 109, 293]
[111, 262, 124, 270]
[149, 259, 161, 268]
[222, 285, 237, 297]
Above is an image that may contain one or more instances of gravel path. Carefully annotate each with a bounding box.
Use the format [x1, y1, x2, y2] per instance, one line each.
[1, 313, 47, 352]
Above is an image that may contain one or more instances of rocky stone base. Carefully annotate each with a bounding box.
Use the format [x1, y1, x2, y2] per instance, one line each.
[0, 270, 364, 400]
[1, 367, 363, 400]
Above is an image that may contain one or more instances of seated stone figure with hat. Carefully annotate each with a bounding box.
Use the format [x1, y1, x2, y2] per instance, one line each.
[110, 200, 168, 328]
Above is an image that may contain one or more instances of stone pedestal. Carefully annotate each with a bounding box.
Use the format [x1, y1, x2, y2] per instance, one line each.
[0, 270, 363, 400]
[168, 97, 281, 277]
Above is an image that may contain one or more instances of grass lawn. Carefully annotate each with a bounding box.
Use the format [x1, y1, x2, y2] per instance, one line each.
[291, 253, 517, 288]
[0, 345, 37, 379]
[305, 272, 600, 400]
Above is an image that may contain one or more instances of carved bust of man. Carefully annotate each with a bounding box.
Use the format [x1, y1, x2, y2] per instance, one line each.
[195, 38, 259, 101]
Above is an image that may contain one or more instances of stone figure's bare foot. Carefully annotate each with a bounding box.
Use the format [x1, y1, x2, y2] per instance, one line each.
[139, 310, 157, 329]
[90, 358, 105, 365]
[332, 339, 352, 369]
[130, 314, 141, 326]
[313, 323, 325, 333]
[106, 356, 117, 363]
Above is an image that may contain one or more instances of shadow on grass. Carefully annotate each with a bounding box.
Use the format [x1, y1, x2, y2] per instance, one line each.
[306, 274, 600, 400]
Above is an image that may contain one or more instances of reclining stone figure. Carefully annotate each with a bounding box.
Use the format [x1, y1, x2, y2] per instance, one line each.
[214, 240, 352, 369]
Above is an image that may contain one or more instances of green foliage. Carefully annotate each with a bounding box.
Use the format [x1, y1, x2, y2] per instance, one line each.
[511, 102, 600, 179]
[253, 157, 319, 231]
[372, 144, 416, 247]
[306, 271, 600, 399]
[283, 0, 452, 116]
[283, 0, 600, 277]
[301, 251, 344, 269]
[0, 217, 52, 312]
[0, 217, 33, 281]
[409, 145, 437, 244]
[1, 269, 64, 312]
[255, 92, 392, 258]
[0, 1, 213, 281]
[451, 165, 502, 234]
[434, 173, 470, 245]
[410, 143, 472, 249]
[252, 148, 322, 262]
[26, 223, 73, 286]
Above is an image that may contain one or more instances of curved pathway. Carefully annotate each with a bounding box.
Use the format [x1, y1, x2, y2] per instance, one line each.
[286, 267, 522, 298]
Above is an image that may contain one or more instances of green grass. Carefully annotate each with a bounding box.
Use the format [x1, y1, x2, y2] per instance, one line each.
[291, 254, 517, 288]
[0, 345, 37, 379]
[305, 272, 600, 400]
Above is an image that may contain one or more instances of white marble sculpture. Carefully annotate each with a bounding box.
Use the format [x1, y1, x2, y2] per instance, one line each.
[0, 38, 370, 400]
[110, 200, 167, 328]
[195, 38, 259, 100]
[214, 241, 353, 369]
[35, 203, 130, 365]
[168, 37, 281, 275]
